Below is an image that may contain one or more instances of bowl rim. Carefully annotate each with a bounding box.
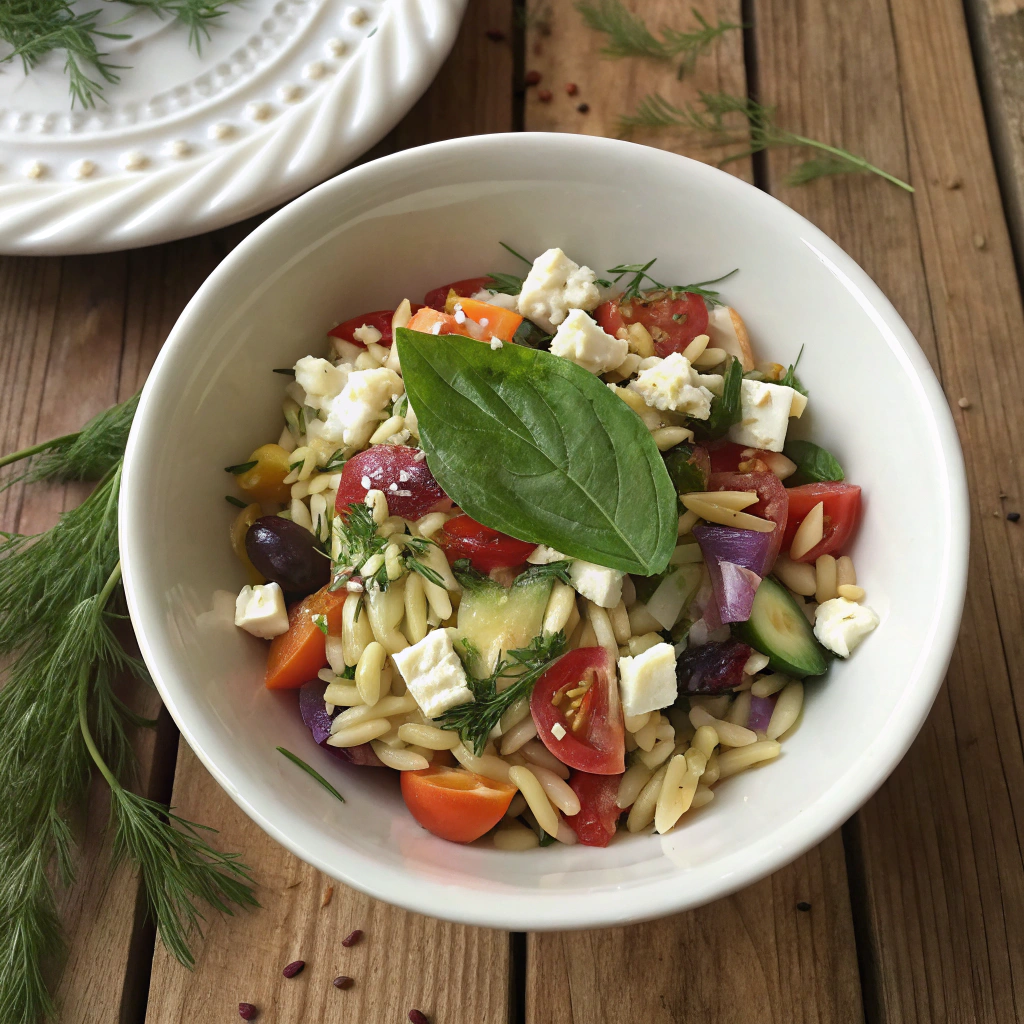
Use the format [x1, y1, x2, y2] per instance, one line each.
[120, 131, 970, 931]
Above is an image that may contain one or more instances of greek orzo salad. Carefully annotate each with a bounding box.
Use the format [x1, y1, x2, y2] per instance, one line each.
[225, 244, 879, 849]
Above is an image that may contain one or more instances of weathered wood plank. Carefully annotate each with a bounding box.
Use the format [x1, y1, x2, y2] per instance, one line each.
[522, 3, 863, 1022]
[754, 0, 1024, 1019]
[144, 3, 517, 1021]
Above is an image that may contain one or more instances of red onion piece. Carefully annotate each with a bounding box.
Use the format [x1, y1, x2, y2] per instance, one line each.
[693, 523, 777, 579]
[297, 679, 383, 767]
[748, 693, 777, 733]
[702, 557, 761, 625]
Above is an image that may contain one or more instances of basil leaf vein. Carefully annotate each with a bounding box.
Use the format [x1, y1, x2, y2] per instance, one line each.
[396, 329, 677, 575]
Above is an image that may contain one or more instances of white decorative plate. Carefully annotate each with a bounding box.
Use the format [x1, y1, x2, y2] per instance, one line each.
[0, 0, 466, 255]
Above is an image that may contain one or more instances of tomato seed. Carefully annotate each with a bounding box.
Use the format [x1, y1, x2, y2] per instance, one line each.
[282, 960, 305, 978]
[238, 1004, 258, 1020]
[525, 70, 541, 86]
[566, 82, 578, 95]
[342, 929, 364, 947]
[333, 976, 355, 990]
[538, 89, 553, 102]
[409, 1011, 430, 1024]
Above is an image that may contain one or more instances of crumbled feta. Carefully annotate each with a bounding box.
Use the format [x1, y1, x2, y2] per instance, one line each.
[549, 308, 629, 375]
[392, 629, 475, 719]
[517, 248, 601, 333]
[471, 288, 520, 310]
[813, 597, 879, 658]
[618, 642, 678, 717]
[234, 583, 290, 639]
[551, 722, 567, 741]
[322, 367, 404, 447]
[528, 544, 566, 565]
[293, 356, 349, 411]
[331, 337, 363, 364]
[360, 475, 371, 488]
[569, 560, 624, 609]
[490, 337, 503, 350]
[628, 352, 716, 419]
[352, 323, 383, 346]
[727, 379, 803, 452]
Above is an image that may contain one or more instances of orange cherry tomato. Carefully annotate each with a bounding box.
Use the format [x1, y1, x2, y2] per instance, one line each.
[406, 307, 475, 338]
[400, 766, 516, 843]
[265, 586, 346, 690]
[234, 443, 293, 504]
[423, 275, 495, 310]
[456, 297, 523, 343]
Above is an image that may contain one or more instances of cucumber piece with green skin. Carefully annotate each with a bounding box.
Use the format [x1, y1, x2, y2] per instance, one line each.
[454, 571, 554, 677]
[732, 575, 828, 678]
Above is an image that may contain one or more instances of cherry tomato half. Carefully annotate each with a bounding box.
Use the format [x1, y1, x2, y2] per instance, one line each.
[781, 482, 862, 563]
[595, 291, 710, 357]
[530, 647, 625, 775]
[265, 586, 346, 690]
[440, 514, 536, 572]
[336, 445, 451, 521]
[708, 470, 790, 571]
[328, 307, 425, 347]
[401, 766, 516, 843]
[423, 276, 495, 311]
[565, 771, 623, 847]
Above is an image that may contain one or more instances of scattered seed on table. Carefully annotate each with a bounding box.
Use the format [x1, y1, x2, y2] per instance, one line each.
[485, 29, 506, 42]
[957, 397, 970, 409]
[238, 1004, 258, 1021]
[342, 929, 364, 947]
[322, 885, 334, 909]
[283, 960, 306, 978]
[333, 975, 355, 990]
[409, 1010, 430, 1024]
[538, 89, 552, 102]
[946, 176, 962, 189]
[974, 233, 987, 249]
[796, 901, 812, 912]
[577, 103, 590, 113]
[565, 82, 578, 95]
[525, 70, 541, 86]
[1008, 512, 1021, 522]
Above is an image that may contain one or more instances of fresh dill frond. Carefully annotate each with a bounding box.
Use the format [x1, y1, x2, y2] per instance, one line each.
[606, 260, 737, 305]
[406, 557, 446, 589]
[119, 0, 235, 53]
[277, 747, 345, 803]
[499, 241, 533, 267]
[434, 632, 567, 755]
[485, 271, 525, 296]
[576, 1, 740, 76]
[618, 91, 914, 192]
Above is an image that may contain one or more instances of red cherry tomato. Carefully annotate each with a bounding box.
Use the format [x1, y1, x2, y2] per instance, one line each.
[423, 276, 495, 311]
[439, 515, 536, 572]
[595, 291, 710, 357]
[708, 470, 790, 571]
[530, 647, 625, 775]
[781, 482, 862, 563]
[401, 766, 516, 843]
[328, 307, 425, 347]
[565, 771, 622, 847]
[336, 446, 451, 521]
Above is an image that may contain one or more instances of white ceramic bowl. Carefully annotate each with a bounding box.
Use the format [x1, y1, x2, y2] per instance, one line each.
[120, 133, 969, 930]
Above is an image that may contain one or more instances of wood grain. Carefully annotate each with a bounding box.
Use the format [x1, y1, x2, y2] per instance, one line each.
[522, 3, 863, 1022]
[754, 0, 1024, 1020]
[144, 3, 517, 1021]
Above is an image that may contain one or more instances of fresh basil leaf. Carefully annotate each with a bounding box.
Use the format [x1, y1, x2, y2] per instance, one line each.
[690, 359, 743, 441]
[396, 329, 677, 575]
[783, 439, 845, 485]
[663, 443, 710, 495]
[511, 319, 552, 350]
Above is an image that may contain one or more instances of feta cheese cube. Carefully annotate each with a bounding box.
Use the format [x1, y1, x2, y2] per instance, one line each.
[471, 288, 520, 311]
[551, 722, 567, 741]
[518, 248, 601, 333]
[393, 629, 475, 719]
[617, 642, 678, 717]
[628, 352, 715, 419]
[528, 544, 566, 565]
[294, 356, 349, 410]
[234, 583, 290, 639]
[549, 309, 628, 375]
[322, 367, 404, 447]
[727, 379, 802, 452]
[813, 597, 879, 658]
[569, 560, 624, 609]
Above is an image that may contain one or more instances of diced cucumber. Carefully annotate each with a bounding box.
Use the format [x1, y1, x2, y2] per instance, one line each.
[645, 564, 702, 630]
[454, 572, 554, 676]
[732, 575, 828, 678]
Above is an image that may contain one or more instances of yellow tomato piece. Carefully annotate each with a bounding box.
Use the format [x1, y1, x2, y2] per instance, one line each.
[229, 502, 265, 585]
[235, 443, 292, 503]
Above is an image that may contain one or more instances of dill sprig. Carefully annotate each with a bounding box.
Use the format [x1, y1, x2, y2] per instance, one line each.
[619, 91, 914, 192]
[0, 0, 237, 108]
[606, 261, 738, 304]
[576, 1, 740, 77]
[434, 631, 568, 755]
[0, 406, 257, 1023]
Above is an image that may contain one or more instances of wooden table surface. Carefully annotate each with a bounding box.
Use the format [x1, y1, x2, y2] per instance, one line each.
[3, 0, 1024, 1020]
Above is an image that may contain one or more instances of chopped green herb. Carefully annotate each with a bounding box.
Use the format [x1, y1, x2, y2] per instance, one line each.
[779, 345, 809, 396]
[272, 367, 296, 376]
[486, 271, 525, 295]
[690, 358, 743, 440]
[606, 261, 737, 305]
[312, 613, 329, 636]
[499, 241, 533, 267]
[783, 440, 844, 485]
[225, 495, 248, 509]
[276, 747, 345, 803]
[225, 460, 258, 475]
[323, 449, 347, 472]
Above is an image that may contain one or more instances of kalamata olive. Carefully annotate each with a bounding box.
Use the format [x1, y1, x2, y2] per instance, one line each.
[245, 515, 330, 596]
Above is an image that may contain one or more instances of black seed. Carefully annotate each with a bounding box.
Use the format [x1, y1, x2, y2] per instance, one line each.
[1008, 512, 1020, 522]
[796, 901, 812, 912]
[577, 102, 590, 113]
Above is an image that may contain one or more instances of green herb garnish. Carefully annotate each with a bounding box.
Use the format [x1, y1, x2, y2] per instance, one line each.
[273, 367, 296, 376]
[396, 329, 676, 575]
[225, 494, 248, 508]
[783, 440, 844, 485]
[606, 261, 737, 305]
[277, 747, 345, 803]
[619, 92, 914, 192]
[225, 460, 258, 475]
[779, 345, 809, 395]
[312, 613, 329, 636]
[486, 271, 525, 296]
[323, 448, 347, 472]
[434, 632, 567, 755]
[690, 357, 743, 440]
